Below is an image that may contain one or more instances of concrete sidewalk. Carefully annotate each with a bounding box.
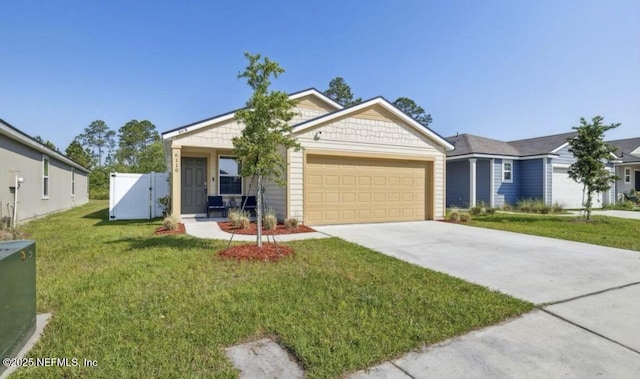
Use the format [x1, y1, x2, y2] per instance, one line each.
[569, 209, 640, 220]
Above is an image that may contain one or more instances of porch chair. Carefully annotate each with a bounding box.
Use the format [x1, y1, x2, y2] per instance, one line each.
[240, 195, 257, 215]
[207, 196, 225, 218]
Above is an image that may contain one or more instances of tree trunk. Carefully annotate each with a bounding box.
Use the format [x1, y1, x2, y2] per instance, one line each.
[585, 187, 593, 221]
[257, 175, 263, 247]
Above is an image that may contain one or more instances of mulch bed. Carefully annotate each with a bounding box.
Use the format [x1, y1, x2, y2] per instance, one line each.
[217, 222, 316, 235]
[219, 243, 294, 261]
[154, 223, 186, 235]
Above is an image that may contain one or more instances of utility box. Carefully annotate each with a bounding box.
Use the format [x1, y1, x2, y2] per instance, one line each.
[0, 240, 36, 375]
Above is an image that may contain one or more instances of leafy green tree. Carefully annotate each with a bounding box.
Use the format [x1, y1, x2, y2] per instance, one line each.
[234, 52, 301, 247]
[393, 97, 433, 127]
[567, 116, 619, 220]
[34, 135, 58, 152]
[324, 77, 362, 106]
[79, 120, 116, 167]
[115, 119, 165, 172]
[137, 139, 166, 173]
[65, 139, 94, 169]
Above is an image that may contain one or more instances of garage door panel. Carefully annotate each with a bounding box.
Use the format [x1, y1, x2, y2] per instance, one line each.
[305, 155, 428, 225]
[552, 167, 602, 209]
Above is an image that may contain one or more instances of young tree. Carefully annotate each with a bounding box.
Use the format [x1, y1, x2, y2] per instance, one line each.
[234, 52, 301, 247]
[115, 119, 165, 172]
[65, 138, 94, 169]
[324, 77, 362, 106]
[567, 116, 619, 220]
[393, 97, 433, 127]
[79, 120, 116, 167]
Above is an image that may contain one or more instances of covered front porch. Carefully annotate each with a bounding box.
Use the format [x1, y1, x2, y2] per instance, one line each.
[615, 163, 640, 199]
[169, 146, 258, 218]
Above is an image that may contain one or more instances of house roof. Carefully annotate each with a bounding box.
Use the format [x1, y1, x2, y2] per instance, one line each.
[447, 131, 578, 159]
[162, 88, 454, 151]
[608, 137, 640, 163]
[162, 88, 342, 139]
[0, 118, 91, 173]
[290, 96, 454, 150]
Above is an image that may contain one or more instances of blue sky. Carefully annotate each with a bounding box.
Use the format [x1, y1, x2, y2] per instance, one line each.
[1, 0, 638, 151]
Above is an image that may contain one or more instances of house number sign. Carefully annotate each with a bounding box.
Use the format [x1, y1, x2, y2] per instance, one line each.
[174, 152, 180, 172]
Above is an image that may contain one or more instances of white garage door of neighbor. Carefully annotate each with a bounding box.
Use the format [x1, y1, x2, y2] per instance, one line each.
[552, 167, 601, 209]
[304, 155, 428, 225]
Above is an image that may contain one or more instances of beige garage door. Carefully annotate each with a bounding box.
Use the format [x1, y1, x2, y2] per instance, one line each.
[304, 155, 428, 225]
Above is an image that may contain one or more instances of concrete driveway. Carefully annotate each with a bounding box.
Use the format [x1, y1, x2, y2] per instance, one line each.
[314, 221, 640, 378]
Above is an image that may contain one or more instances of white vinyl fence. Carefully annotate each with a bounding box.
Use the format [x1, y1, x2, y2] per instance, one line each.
[109, 172, 169, 220]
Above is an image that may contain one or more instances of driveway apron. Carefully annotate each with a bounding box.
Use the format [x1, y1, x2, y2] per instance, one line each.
[315, 221, 640, 378]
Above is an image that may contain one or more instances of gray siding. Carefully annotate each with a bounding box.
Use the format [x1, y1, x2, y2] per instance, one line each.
[0, 135, 89, 224]
[553, 145, 576, 165]
[616, 164, 640, 196]
[446, 160, 470, 207]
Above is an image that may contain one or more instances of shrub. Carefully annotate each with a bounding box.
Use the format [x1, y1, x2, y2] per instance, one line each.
[238, 213, 250, 229]
[449, 210, 460, 222]
[552, 202, 564, 214]
[486, 208, 497, 215]
[162, 215, 180, 231]
[469, 206, 482, 216]
[263, 209, 277, 230]
[459, 212, 471, 222]
[284, 217, 298, 230]
[228, 209, 250, 228]
[157, 195, 171, 215]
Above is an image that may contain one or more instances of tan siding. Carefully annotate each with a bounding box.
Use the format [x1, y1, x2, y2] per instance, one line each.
[294, 96, 336, 112]
[262, 146, 287, 219]
[288, 150, 304, 221]
[173, 119, 243, 148]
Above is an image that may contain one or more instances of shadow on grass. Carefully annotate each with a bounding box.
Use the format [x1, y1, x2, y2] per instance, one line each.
[108, 235, 222, 251]
[83, 207, 164, 227]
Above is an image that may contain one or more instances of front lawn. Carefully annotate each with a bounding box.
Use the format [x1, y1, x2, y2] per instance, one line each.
[15, 201, 531, 378]
[469, 213, 640, 252]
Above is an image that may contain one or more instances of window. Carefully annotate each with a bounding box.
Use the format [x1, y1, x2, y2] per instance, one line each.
[624, 168, 631, 183]
[219, 156, 242, 195]
[42, 155, 49, 198]
[502, 160, 513, 183]
[71, 167, 75, 196]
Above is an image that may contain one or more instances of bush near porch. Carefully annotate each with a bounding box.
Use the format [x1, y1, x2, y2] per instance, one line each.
[15, 201, 531, 379]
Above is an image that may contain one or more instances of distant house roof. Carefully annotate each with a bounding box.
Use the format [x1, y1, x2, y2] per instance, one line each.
[0, 118, 91, 173]
[447, 131, 578, 158]
[608, 137, 640, 163]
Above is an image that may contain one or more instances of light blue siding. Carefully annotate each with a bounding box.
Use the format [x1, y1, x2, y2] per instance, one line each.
[495, 159, 521, 206]
[520, 159, 544, 199]
[476, 159, 491, 205]
[446, 160, 470, 207]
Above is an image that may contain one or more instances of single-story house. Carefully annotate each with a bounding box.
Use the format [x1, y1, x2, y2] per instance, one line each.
[161, 88, 453, 225]
[0, 118, 90, 226]
[445, 132, 615, 209]
[608, 137, 640, 197]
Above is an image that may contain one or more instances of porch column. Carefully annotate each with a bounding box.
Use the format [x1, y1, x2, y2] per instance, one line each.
[490, 158, 495, 207]
[469, 158, 477, 208]
[171, 146, 182, 218]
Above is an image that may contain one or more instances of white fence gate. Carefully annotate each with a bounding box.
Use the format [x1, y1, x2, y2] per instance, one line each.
[109, 172, 169, 220]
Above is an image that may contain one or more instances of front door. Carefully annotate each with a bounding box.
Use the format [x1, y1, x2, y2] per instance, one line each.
[635, 170, 640, 191]
[181, 157, 207, 214]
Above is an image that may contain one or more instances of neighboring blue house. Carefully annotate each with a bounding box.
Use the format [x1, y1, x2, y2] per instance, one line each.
[446, 132, 614, 209]
[608, 137, 640, 198]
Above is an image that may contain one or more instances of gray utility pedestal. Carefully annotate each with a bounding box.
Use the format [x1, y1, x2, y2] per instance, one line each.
[0, 240, 36, 376]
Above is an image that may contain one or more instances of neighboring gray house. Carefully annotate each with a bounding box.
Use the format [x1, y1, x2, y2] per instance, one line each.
[608, 137, 640, 197]
[1, 118, 90, 225]
[446, 132, 615, 209]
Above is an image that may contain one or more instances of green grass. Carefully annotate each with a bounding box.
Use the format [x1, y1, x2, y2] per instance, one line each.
[14, 201, 531, 378]
[469, 213, 640, 252]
